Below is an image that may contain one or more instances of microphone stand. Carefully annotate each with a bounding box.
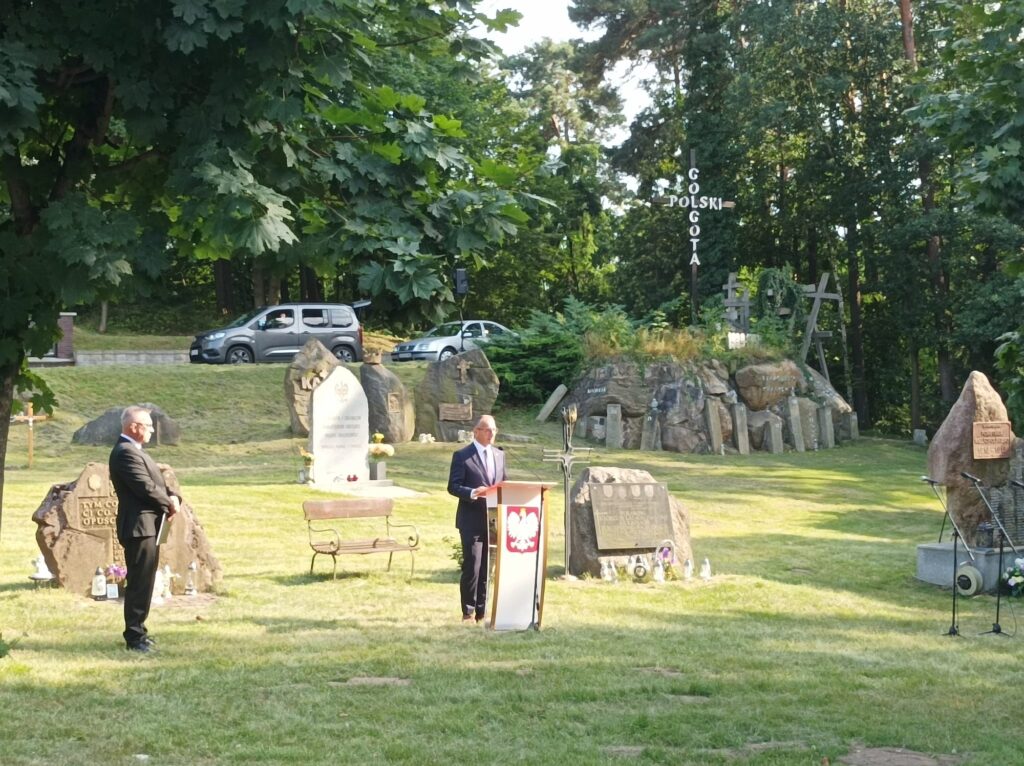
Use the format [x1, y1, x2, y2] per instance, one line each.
[925, 477, 975, 637]
[964, 475, 1019, 637]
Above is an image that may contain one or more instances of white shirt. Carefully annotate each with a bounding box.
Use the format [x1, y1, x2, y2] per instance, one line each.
[473, 440, 495, 484]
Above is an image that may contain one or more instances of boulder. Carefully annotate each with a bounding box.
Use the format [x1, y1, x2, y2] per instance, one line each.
[414, 348, 499, 441]
[805, 366, 853, 417]
[747, 410, 783, 451]
[360, 360, 414, 443]
[928, 371, 1017, 546]
[735, 360, 805, 411]
[285, 338, 340, 435]
[72, 404, 180, 446]
[567, 466, 692, 578]
[32, 462, 222, 596]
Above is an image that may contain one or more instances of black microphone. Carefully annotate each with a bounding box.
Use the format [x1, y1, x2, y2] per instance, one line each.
[920, 476, 939, 485]
[961, 471, 981, 483]
[1010, 479, 1024, 489]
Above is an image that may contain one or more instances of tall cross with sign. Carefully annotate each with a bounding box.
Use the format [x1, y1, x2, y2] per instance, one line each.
[654, 150, 736, 323]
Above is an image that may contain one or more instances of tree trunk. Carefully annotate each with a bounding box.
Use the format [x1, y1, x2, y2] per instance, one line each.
[0, 362, 17, 540]
[846, 221, 870, 428]
[214, 259, 234, 314]
[299, 266, 323, 301]
[98, 300, 109, 333]
[900, 0, 955, 404]
[910, 342, 921, 430]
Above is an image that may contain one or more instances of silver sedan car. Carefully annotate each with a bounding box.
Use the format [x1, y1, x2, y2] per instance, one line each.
[391, 320, 514, 362]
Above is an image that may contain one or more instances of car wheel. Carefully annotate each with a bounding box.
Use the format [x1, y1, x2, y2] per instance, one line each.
[332, 345, 356, 363]
[439, 347, 457, 361]
[227, 346, 254, 364]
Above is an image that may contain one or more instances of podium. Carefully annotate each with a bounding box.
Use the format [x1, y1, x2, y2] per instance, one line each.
[487, 480, 554, 631]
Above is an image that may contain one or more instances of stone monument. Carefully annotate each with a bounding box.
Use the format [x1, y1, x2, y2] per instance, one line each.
[31, 462, 221, 596]
[285, 338, 340, 436]
[567, 466, 692, 578]
[413, 348, 499, 441]
[71, 404, 180, 446]
[917, 371, 1023, 593]
[360, 356, 414, 443]
[309, 365, 370, 487]
[927, 371, 1017, 545]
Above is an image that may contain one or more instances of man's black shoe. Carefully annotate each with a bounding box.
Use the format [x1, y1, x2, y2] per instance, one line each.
[126, 641, 154, 654]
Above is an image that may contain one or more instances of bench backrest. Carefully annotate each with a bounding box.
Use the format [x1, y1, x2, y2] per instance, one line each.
[303, 498, 394, 521]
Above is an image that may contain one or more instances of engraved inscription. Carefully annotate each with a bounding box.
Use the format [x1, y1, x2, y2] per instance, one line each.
[589, 482, 673, 549]
[439, 402, 473, 422]
[973, 421, 1013, 460]
[387, 392, 401, 414]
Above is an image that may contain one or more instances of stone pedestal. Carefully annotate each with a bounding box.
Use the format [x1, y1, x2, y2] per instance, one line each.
[731, 402, 749, 455]
[765, 420, 784, 454]
[916, 542, 1008, 594]
[704, 398, 723, 454]
[605, 404, 623, 449]
[818, 405, 835, 449]
[784, 396, 805, 452]
[369, 461, 387, 481]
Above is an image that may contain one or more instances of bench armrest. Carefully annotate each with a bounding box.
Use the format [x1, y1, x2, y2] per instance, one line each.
[308, 523, 341, 551]
[386, 518, 420, 548]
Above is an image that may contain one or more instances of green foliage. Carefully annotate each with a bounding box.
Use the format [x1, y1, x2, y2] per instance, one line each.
[487, 311, 586, 406]
[913, 0, 1024, 227]
[753, 266, 805, 329]
[995, 331, 1024, 428]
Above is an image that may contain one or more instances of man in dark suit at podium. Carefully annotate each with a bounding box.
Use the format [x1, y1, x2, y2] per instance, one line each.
[109, 406, 180, 653]
[448, 414, 506, 623]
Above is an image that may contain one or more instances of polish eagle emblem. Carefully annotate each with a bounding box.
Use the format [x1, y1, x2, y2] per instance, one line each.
[505, 506, 539, 553]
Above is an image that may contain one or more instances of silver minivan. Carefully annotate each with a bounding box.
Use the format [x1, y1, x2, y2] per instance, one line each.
[189, 303, 363, 364]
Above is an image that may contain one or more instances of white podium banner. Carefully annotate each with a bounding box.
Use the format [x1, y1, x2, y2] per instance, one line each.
[490, 481, 552, 631]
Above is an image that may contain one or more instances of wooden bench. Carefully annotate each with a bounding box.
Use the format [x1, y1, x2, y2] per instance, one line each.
[302, 498, 419, 578]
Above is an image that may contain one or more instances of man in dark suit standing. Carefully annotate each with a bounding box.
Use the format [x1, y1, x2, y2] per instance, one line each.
[109, 406, 180, 653]
[448, 414, 506, 623]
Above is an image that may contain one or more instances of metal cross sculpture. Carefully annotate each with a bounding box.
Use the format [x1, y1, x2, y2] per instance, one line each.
[542, 404, 592, 577]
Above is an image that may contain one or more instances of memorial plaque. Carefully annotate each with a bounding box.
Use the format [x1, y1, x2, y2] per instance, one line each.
[973, 421, 1013, 459]
[310, 366, 370, 487]
[387, 392, 401, 414]
[589, 482, 673, 549]
[439, 402, 473, 422]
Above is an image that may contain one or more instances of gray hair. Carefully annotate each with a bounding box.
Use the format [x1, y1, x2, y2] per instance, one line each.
[121, 405, 151, 428]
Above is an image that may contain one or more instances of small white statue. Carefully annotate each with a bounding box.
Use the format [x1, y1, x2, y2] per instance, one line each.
[652, 556, 665, 583]
[151, 568, 165, 605]
[30, 555, 54, 581]
[700, 557, 712, 581]
[160, 564, 177, 599]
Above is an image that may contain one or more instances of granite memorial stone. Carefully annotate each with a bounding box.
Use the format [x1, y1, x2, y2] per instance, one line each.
[32, 462, 221, 596]
[309, 366, 370, 487]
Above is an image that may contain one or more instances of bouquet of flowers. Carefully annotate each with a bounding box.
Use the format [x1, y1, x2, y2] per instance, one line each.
[1001, 558, 1024, 597]
[298, 446, 314, 467]
[368, 442, 394, 461]
[105, 564, 127, 583]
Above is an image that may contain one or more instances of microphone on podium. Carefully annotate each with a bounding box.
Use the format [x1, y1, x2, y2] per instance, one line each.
[960, 471, 982, 484]
[920, 476, 939, 485]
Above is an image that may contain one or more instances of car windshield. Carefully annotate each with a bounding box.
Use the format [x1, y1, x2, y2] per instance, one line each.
[223, 307, 266, 329]
[424, 322, 465, 338]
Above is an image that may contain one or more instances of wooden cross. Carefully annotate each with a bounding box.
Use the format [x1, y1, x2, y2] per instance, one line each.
[11, 402, 48, 468]
[721, 272, 751, 332]
[455, 358, 471, 383]
[799, 273, 848, 390]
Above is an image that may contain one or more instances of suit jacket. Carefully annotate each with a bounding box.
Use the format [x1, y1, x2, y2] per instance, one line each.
[448, 441, 507, 534]
[109, 437, 178, 545]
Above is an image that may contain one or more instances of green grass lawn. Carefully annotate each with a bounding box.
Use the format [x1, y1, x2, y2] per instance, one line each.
[1, 363, 1020, 765]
